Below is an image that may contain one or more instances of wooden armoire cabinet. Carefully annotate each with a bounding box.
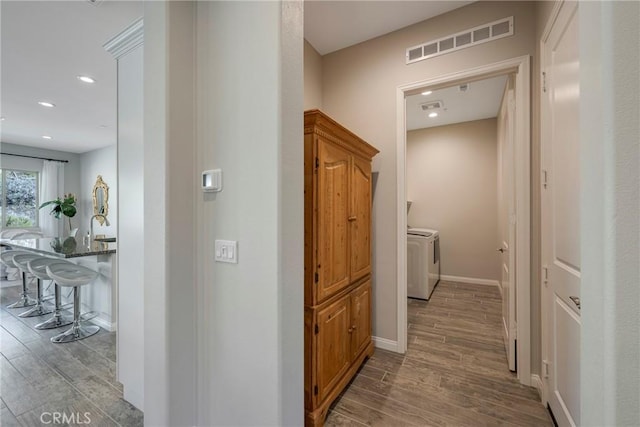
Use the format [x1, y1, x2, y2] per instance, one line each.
[304, 110, 379, 427]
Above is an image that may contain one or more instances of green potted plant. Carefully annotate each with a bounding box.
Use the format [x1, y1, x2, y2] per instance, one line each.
[39, 193, 77, 234]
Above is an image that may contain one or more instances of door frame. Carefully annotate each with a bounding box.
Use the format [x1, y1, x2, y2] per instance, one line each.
[395, 55, 532, 386]
[539, 0, 574, 407]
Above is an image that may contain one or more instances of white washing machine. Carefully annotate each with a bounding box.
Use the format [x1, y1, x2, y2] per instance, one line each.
[407, 228, 440, 300]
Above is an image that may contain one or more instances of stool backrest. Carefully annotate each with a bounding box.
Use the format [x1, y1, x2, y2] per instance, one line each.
[27, 257, 60, 280]
[0, 250, 31, 268]
[11, 231, 43, 240]
[0, 229, 29, 239]
[12, 253, 40, 272]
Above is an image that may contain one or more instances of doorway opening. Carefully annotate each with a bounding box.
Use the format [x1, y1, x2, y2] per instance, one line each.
[395, 56, 532, 386]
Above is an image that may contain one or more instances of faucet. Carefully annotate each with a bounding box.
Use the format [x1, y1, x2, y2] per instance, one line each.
[90, 214, 110, 243]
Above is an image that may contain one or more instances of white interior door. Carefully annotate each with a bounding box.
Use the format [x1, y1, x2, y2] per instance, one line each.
[542, 2, 581, 426]
[498, 80, 517, 371]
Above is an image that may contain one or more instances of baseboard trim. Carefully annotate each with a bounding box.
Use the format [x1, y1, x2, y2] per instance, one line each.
[90, 316, 116, 333]
[372, 336, 400, 353]
[531, 374, 544, 401]
[440, 275, 500, 288]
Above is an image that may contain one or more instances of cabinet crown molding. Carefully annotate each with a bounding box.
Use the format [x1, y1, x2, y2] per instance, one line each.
[305, 110, 380, 160]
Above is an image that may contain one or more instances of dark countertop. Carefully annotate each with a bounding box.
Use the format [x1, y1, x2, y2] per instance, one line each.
[0, 237, 116, 259]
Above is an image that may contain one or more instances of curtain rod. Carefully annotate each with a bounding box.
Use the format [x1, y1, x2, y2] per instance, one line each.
[1, 153, 69, 163]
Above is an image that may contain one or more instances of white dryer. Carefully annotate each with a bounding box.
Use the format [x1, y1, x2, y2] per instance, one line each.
[407, 228, 440, 300]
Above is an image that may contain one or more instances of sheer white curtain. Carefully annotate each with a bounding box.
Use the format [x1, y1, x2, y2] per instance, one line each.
[39, 160, 64, 237]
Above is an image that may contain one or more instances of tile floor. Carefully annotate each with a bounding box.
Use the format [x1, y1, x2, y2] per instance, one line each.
[0, 280, 143, 427]
[324, 280, 554, 426]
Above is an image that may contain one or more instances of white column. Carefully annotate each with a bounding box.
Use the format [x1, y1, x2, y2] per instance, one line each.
[104, 17, 144, 411]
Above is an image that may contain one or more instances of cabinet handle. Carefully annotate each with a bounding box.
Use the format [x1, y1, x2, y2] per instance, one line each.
[348, 216, 357, 221]
[348, 326, 354, 333]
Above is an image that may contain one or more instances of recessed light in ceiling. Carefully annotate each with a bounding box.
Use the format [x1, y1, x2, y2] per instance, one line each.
[77, 75, 96, 84]
[421, 90, 433, 96]
[99, 124, 108, 128]
[0, 117, 5, 121]
[428, 112, 438, 118]
[38, 101, 56, 108]
[42, 135, 52, 140]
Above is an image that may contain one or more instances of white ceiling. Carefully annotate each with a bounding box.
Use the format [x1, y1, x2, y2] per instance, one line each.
[304, 0, 473, 55]
[406, 75, 508, 131]
[1, 1, 475, 154]
[0, 1, 142, 154]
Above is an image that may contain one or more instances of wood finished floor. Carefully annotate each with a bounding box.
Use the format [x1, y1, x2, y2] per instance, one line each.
[325, 280, 553, 427]
[0, 280, 143, 427]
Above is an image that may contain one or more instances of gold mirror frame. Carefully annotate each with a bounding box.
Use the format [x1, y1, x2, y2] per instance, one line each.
[92, 175, 109, 225]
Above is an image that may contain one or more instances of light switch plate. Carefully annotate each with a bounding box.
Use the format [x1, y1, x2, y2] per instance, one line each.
[215, 240, 237, 263]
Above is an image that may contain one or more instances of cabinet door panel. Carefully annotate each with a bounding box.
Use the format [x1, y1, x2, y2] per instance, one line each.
[316, 296, 351, 403]
[317, 139, 351, 302]
[350, 280, 371, 360]
[350, 156, 372, 281]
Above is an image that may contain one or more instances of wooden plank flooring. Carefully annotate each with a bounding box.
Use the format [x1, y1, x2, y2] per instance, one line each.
[325, 280, 553, 427]
[0, 280, 142, 427]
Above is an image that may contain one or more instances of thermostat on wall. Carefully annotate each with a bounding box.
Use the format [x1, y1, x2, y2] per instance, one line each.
[202, 169, 222, 192]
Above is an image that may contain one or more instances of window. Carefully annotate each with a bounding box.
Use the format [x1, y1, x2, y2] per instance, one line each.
[0, 169, 39, 228]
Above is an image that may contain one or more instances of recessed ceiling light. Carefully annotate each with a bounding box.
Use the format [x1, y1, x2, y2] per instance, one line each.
[38, 101, 56, 108]
[42, 135, 52, 140]
[421, 90, 433, 96]
[428, 112, 438, 118]
[99, 124, 108, 128]
[77, 75, 96, 84]
[0, 117, 5, 121]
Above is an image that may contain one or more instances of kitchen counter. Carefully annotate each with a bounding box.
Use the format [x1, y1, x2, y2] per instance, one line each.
[0, 237, 116, 258]
[1, 236, 117, 331]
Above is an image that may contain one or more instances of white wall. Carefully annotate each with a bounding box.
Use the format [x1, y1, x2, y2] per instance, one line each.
[407, 119, 500, 281]
[304, 39, 323, 110]
[194, 1, 303, 425]
[78, 144, 117, 239]
[322, 1, 536, 346]
[580, 1, 640, 425]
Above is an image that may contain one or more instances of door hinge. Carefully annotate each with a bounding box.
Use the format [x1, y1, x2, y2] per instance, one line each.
[542, 71, 547, 93]
[314, 324, 319, 335]
[314, 272, 318, 283]
[315, 157, 319, 169]
[542, 170, 548, 189]
[314, 385, 318, 395]
[542, 266, 549, 285]
[542, 359, 550, 378]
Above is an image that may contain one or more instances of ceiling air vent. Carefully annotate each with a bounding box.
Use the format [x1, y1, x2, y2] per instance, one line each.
[421, 101, 443, 111]
[406, 16, 514, 65]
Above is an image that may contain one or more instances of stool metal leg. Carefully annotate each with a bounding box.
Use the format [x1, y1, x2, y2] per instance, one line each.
[35, 283, 73, 330]
[51, 287, 99, 343]
[6, 271, 37, 309]
[18, 278, 53, 318]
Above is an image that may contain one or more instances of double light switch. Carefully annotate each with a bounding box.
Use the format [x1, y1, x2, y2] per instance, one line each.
[215, 240, 238, 263]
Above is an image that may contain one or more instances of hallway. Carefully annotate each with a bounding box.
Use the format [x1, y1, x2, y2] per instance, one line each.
[325, 280, 553, 426]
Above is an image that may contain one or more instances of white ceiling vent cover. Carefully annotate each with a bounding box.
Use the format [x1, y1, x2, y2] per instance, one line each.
[406, 16, 513, 65]
[421, 101, 443, 111]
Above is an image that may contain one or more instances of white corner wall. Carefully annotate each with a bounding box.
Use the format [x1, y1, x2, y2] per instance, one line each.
[195, 1, 303, 425]
[580, 1, 640, 425]
[78, 145, 117, 239]
[304, 39, 323, 110]
[116, 43, 144, 410]
[407, 119, 500, 281]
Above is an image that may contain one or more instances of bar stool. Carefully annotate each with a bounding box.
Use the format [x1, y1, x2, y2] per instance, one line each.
[46, 262, 100, 343]
[12, 253, 53, 318]
[0, 250, 37, 308]
[28, 257, 73, 330]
